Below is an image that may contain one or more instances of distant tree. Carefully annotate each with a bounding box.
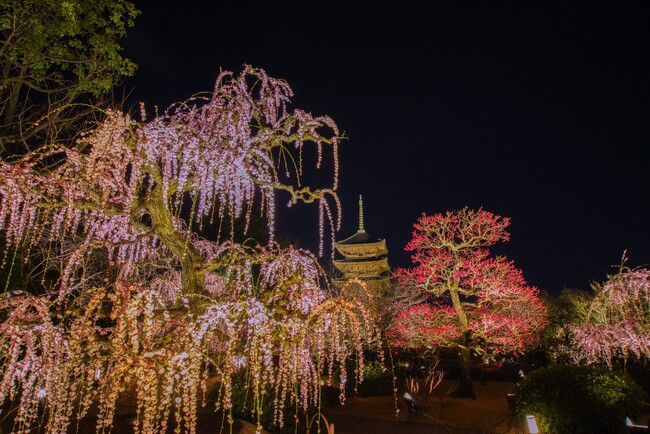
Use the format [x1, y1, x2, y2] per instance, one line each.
[0, 67, 380, 433]
[571, 265, 650, 366]
[0, 0, 138, 154]
[388, 208, 547, 398]
[538, 288, 592, 364]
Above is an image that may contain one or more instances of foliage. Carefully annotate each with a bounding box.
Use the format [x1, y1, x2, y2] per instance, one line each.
[353, 360, 393, 396]
[570, 266, 650, 366]
[512, 365, 647, 434]
[538, 288, 592, 363]
[225, 372, 325, 434]
[0, 0, 139, 153]
[388, 208, 547, 397]
[0, 67, 381, 433]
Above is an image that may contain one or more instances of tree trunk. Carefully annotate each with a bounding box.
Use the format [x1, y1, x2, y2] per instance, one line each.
[448, 286, 476, 399]
[146, 187, 204, 297]
[451, 343, 476, 399]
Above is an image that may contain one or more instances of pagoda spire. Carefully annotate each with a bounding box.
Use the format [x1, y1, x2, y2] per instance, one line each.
[358, 194, 365, 232]
[334, 194, 390, 294]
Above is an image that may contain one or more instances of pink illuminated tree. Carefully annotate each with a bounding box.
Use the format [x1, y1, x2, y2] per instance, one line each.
[0, 66, 381, 433]
[388, 208, 546, 398]
[571, 265, 650, 366]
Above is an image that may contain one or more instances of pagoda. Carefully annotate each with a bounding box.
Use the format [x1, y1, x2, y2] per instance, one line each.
[333, 195, 391, 294]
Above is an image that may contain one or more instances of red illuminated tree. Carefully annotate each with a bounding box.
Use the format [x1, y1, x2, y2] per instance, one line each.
[0, 66, 381, 433]
[389, 208, 546, 398]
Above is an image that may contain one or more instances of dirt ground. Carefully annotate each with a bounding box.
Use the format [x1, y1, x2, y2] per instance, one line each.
[1, 380, 527, 433]
[326, 379, 523, 434]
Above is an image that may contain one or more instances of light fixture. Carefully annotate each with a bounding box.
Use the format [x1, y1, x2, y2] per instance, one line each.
[626, 416, 649, 429]
[526, 415, 539, 434]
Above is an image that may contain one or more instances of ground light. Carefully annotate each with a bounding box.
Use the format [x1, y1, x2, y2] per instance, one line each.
[403, 392, 419, 415]
[626, 416, 649, 429]
[506, 393, 516, 412]
[526, 415, 539, 433]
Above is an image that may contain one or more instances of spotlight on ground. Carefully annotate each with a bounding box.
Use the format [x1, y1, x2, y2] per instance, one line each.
[526, 415, 539, 433]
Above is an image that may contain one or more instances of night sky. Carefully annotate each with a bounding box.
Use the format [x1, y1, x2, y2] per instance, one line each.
[122, 1, 650, 294]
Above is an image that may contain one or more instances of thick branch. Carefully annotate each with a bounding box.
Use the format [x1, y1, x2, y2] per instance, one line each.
[145, 186, 204, 296]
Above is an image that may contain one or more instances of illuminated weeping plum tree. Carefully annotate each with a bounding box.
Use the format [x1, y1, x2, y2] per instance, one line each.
[388, 208, 546, 399]
[571, 266, 650, 366]
[0, 66, 381, 433]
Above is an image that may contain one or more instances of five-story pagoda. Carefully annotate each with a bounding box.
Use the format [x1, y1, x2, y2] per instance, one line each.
[333, 196, 391, 294]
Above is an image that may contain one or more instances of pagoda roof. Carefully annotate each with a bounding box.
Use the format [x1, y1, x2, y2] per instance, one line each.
[337, 230, 383, 245]
[335, 237, 388, 258]
[333, 257, 390, 276]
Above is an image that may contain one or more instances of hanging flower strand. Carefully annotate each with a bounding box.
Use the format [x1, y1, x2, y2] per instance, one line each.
[0, 66, 380, 434]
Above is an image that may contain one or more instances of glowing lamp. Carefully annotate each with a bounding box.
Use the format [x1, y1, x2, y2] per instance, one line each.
[402, 392, 419, 414]
[626, 416, 649, 429]
[526, 415, 539, 434]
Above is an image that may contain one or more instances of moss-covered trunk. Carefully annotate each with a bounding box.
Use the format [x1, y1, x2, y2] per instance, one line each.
[145, 187, 204, 296]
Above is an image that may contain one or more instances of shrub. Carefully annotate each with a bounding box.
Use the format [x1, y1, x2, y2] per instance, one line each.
[355, 360, 394, 396]
[512, 365, 647, 434]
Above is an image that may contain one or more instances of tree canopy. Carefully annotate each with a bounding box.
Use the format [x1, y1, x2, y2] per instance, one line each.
[0, 0, 138, 154]
[0, 66, 380, 433]
[570, 266, 650, 366]
[389, 208, 547, 398]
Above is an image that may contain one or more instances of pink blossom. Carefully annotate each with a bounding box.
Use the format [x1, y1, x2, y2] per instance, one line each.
[0, 67, 377, 433]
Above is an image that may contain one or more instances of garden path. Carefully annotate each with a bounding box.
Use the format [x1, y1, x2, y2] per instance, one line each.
[326, 380, 521, 433]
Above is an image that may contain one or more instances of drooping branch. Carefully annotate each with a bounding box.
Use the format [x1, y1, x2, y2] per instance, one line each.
[0, 66, 372, 434]
[571, 267, 650, 366]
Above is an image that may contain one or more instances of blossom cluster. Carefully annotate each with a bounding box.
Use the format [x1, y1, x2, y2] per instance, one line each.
[571, 268, 650, 366]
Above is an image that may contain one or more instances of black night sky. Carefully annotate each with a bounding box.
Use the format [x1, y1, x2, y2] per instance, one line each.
[122, 1, 650, 295]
